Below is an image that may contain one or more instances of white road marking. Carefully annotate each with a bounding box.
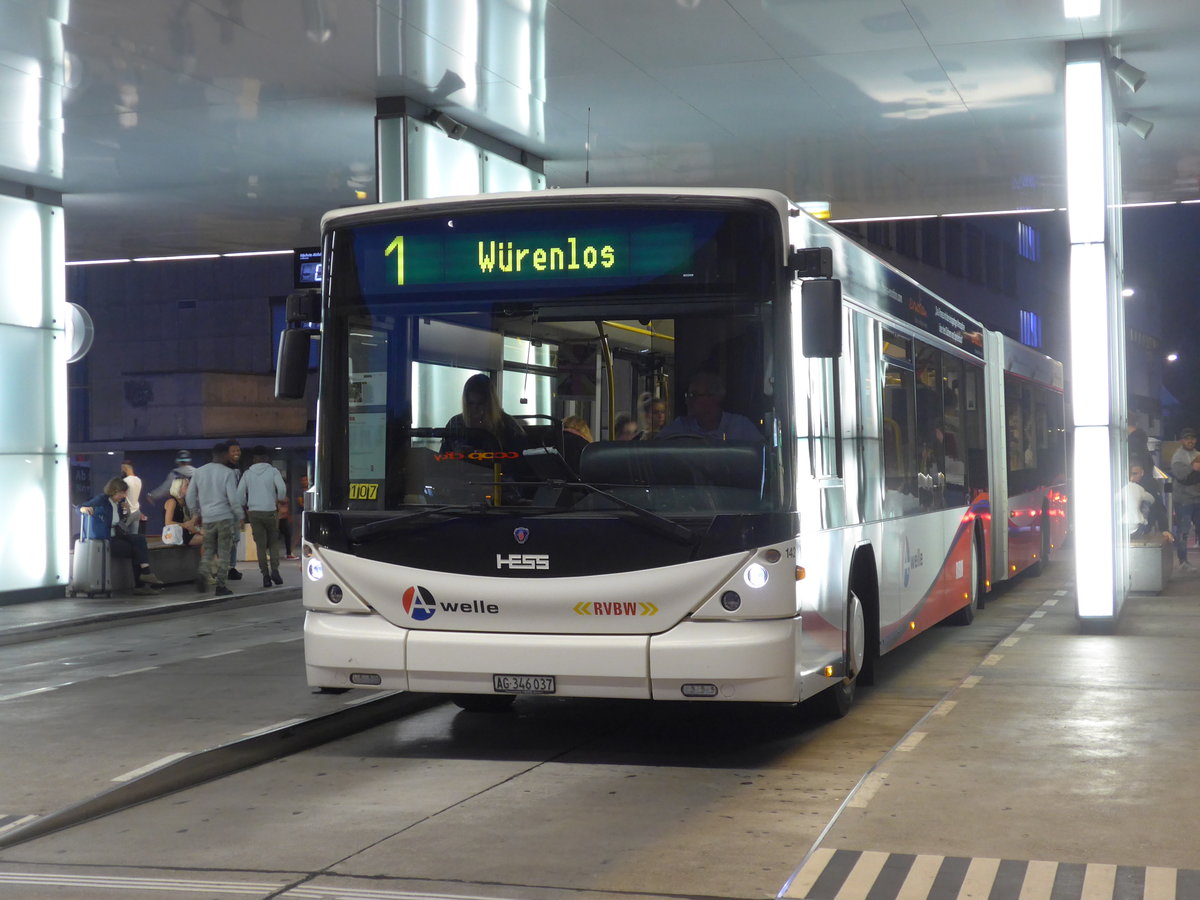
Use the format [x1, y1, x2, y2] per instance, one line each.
[111, 752, 191, 783]
[835, 850, 889, 899]
[895, 854, 944, 899]
[1017, 860, 1058, 900]
[847, 771, 889, 808]
[781, 846, 836, 899]
[241, 718, 306, 737]
[198, 649, 244, 659]
[106, 666, 160, 677]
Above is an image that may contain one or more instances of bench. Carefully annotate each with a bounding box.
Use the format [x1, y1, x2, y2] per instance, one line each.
[109, 538, 202, 592]
[1128, 536, 1174, 593]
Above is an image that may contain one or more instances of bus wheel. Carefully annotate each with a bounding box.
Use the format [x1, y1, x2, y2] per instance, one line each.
[814, 590, 865, 719]
[947, 535, 980, 626]
[452, 693, 516, 713]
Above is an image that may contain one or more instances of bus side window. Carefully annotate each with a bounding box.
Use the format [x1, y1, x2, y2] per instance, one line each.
[881, 328, 917, 517]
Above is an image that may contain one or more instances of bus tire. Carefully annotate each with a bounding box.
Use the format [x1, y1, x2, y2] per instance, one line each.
[947, 533, 980, 626]
[452, 693, 516, 713]
[813, 590, 865, 719]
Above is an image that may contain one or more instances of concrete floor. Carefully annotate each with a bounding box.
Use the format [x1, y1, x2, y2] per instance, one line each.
[3, 556, 1200, 899]
[782, 568, 1200, 899]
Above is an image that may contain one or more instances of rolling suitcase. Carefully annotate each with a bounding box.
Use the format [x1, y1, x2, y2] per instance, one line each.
[69, 514, 112, 598]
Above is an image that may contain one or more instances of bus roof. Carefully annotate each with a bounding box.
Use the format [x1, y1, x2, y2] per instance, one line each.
[320, 186, 795, 234]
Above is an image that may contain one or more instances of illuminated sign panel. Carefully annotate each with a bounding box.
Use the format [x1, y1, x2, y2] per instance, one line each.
[379, 227, 689, 287]
[340, 205, 773, 303]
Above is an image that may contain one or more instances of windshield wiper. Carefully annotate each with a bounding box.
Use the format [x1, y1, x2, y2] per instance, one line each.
[347, 503, 490, 542]
[522, 477, 696, 545]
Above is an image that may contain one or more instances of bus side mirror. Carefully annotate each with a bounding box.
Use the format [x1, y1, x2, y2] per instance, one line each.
[801, 278, 842, 358]
[276, 328, 314, 399]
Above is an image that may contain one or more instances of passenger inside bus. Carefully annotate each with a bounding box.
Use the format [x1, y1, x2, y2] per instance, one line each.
[656, 372, 762, 442]
[440, 373, 527, 456]
[643, 397, 669, 439]
[614, 413, 641, 441]
[560, 416, 592, 473]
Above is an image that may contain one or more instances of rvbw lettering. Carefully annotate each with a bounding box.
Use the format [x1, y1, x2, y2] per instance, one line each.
[477, 237, 616, 274]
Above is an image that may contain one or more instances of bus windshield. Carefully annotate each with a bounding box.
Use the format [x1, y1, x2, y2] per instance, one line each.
[322, 297, 785, 518]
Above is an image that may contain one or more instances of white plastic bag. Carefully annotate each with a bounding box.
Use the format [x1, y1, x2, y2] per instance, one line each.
[161, 523, 184, 546]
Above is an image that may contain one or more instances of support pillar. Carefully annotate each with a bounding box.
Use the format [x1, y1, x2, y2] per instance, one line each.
[1064, 40, 1129, 627]
[0, 1, 69, 603]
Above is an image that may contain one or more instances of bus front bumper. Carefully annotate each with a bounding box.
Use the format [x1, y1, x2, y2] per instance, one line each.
[303, 611, 802, 703]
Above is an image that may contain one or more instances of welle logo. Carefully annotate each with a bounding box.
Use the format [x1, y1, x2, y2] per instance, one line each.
[402, 585, 438, 621]
[401, 585, 500, 621]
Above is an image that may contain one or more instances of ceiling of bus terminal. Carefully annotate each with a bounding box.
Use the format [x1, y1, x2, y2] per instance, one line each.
[7, 0, 1200, 261]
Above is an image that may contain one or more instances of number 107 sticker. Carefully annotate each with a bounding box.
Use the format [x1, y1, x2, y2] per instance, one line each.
[349, 482, 380, 500]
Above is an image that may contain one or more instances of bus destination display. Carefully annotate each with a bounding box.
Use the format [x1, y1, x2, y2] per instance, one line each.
[344, 206, 769, 300]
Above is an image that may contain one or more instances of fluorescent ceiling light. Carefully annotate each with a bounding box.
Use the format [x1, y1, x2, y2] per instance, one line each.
[131, 253, 221, 262]
[222, 249, 294, 258]
[66, 258, 132, 266]
[1118, 201, 1174, 209]
[942, 208, 1058, 218]
[829, 215, 936, 224]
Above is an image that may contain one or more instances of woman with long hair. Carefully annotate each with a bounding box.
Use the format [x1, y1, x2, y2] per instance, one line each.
[442, 373, 526, 452]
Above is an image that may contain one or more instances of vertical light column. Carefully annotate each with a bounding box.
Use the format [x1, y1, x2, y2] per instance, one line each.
[0, 3, 69, 603]
[1064, 42, 1126, 622]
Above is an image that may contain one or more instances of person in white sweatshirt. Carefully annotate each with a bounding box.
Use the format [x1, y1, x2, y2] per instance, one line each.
[238, 446, 288, 588]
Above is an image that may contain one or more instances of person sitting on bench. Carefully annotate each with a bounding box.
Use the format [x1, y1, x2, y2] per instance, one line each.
[80, 477, 164, 595]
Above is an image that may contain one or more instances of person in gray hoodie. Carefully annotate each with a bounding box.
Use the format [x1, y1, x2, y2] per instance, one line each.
[187, 443, 243, 596]
[238, 445, 288, 588]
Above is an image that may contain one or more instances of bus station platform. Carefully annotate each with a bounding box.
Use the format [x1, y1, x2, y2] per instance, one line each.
[783, 556, 1200, 900]
[0, 557, 303, 647]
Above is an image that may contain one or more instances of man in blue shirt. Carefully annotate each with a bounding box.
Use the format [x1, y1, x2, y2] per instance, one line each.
[187, 443, 243, 596]
[657, 372, 762, 442]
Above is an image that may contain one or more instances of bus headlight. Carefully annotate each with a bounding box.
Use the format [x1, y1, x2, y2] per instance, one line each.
[743, 563, 769, 589]
[306, 558, 325, 582]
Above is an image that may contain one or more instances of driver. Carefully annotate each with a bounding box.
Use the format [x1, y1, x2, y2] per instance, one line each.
[656, 372, 762, 442]
[440, 373, 526, 454]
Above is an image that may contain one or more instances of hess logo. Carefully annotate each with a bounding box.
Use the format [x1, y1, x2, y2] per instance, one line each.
[496, 553, 549, 570]
[402, 585, 437, 621]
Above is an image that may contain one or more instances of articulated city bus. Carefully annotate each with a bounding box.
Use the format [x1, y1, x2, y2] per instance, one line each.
[276, 187, 1067, 717]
